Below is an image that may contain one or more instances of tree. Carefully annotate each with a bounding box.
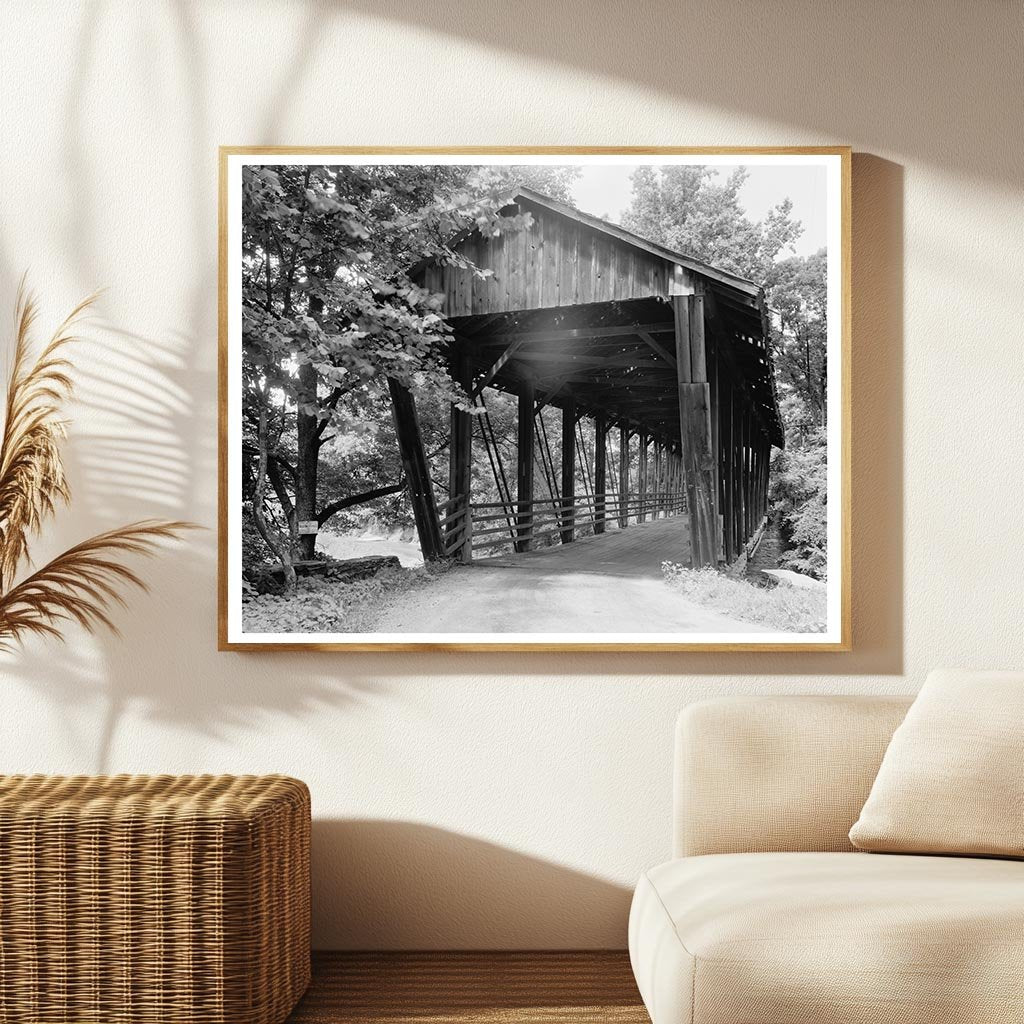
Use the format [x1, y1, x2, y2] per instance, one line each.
[770, 249, 827, 430]
[622, 166, 802, 284]
[242, 164, 549, 581]
[496, 165, 581, 203]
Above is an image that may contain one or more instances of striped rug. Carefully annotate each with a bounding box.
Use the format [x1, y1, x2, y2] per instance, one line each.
[288, 951, 650, 1023]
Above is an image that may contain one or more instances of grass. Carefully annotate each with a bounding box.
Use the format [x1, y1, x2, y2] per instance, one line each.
[241, 563, 443, 634]
[661, 562, 827, 633]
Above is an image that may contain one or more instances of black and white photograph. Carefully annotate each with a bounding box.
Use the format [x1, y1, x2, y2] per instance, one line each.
[221, 149, 849, 649]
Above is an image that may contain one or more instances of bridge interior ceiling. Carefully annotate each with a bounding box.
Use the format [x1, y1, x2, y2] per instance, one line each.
[450, 293, 782, 449]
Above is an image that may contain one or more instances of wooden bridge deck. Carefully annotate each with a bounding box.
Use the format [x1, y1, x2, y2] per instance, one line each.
[476, 515, 691, 579]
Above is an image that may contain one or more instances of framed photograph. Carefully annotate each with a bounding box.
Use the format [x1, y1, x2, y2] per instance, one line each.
[219, 147, 850, 651]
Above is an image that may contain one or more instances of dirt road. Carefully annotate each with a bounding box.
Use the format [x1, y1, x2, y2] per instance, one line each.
[374, 517, 767, 635]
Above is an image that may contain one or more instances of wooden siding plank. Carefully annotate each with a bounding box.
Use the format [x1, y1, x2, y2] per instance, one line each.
[545, 219, 559, 307]
[594, 234, 607, 302]
[559, 221, 577, 307]
[526, 216, 542, 310]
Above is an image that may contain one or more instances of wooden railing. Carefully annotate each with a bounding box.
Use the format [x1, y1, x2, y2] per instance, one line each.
[440, 491, 687, 560]
[438, 495, 473, 558]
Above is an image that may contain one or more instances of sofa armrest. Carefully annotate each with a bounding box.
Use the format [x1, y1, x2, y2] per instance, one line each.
[674, 695, 913, 857]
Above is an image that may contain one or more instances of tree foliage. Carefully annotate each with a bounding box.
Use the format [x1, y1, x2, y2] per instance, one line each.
[622, 166, 802, 283]
[624, 165, 830, 577]
[769, 427, 827, 580]
[244, 165, 517, 574]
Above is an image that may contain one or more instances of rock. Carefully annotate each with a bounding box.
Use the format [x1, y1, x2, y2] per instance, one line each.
[745, 569, 780, 590]
[253, 556, 402, 594]
[762, 568, 826, 590]
[323, 556, 402, 583]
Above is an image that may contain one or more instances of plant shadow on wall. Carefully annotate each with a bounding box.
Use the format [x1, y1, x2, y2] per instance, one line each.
[0, 308, 385, 773]
[0, 2, 382, 773]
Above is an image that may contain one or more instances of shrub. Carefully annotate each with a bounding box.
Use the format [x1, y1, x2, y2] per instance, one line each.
[770, 430, 827, 580]
[662, 563, 826, 633]
[241, 564, 437, 634]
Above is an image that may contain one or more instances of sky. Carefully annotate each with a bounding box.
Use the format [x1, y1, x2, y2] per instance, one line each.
[570, 163, 827, 259]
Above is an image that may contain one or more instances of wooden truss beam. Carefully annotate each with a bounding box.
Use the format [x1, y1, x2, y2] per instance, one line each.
[501, 352, 664, 369]
[470, 337, 528, 399]
[636, 330, 677, 368]
[482, 322, 675, 346]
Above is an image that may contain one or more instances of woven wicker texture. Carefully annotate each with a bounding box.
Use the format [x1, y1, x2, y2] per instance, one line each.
[288, 951, 648, 1023]
[0, 774, 310, 1024]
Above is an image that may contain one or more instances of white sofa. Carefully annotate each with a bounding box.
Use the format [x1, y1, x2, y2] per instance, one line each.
[628, 695, 1024, 1024]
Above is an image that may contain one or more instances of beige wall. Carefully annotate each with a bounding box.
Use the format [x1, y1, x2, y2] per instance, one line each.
[0, 1, 1021, 948]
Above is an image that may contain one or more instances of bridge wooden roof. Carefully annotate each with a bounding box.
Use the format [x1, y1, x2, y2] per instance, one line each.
[415, 188, 784, 449]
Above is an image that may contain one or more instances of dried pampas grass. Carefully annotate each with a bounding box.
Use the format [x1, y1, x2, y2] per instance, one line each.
[0, 284, 195, 651]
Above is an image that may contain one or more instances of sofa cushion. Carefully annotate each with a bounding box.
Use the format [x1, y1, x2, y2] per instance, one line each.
[629, 852, 1024, 1024]
[849, 669, 1024, 857]
[675, 695, 912, 857]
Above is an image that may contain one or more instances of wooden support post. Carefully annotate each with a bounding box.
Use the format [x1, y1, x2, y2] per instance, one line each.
[388, 377, 444, 562]
[723, 380, 735, 563]
[674, 293, 717, 568]
[749, 419, 756, 538]
[594, 413, 607, 535]
[653, 442, 662, 518]
[761, 436, 770, 520]
[735, 396, 744, 555]
[448, 345, 473, 563]
[735, 405, 744, 546]
[751, 440, 759, 542]
[638, 430, 648, 523]
[753, 438, 761, 528]
[709, 334, 722, 560]
[675, 449, 682, 514]
[516, 380, 535, 552]
[739, 409, 747, 542]
[752, 428, 759, 536]
[742, 410, 751, 541]
[762, 438, 771, 519]
[560, 399, 576, 544]
[618, 425, 630, 528]
[678, 449, 684, 514]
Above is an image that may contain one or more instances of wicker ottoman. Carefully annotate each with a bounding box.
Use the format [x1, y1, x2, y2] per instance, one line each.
[0, 774, 310, 1024]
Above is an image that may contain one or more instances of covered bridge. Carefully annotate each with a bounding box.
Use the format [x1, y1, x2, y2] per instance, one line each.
[395, 186, 784, 570]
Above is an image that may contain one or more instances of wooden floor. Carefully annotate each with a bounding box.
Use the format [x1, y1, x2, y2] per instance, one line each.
[286, 952, 650, 1023]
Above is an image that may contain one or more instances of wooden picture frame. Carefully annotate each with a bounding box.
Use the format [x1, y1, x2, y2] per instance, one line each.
[219, 147, 851, 651]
